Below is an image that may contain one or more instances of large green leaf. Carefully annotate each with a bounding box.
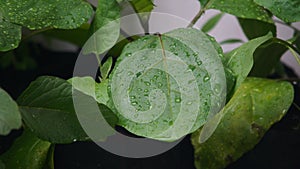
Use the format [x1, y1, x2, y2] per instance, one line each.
[85, 0, 120, 55]
[0, 0, 93, 51]
[109, 28, 226, 141]
[238, 18, 276, 40]
[199, 0, 273, 23]
[224, 33, 273, 91]
[191, 78, 294, 169]
[0, 88, 21, 135]
[254, 0, 300, 22]
[0, 130, 52, 169]
[17, 76, 89, 143]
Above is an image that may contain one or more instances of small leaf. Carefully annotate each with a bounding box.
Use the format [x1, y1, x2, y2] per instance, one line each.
[239, 18, 276, 40]
[191, 78, 294, 169]
[0, 130, 51, 169]
[254, 0, 300, 22]
[68, 76, 110, 105]
[201, 13, 224, 33]
[109, 28, 227, 141]
[199, 0, 273, 23]
[100, 57, 113, 80]
[219, 39, 244, 45]
[225, 33, 273, 91]
[129, 0, 155, 31]
[0, 0, 93, 51]
[84, 0, 120, 55]
[0, 88, 22, 135]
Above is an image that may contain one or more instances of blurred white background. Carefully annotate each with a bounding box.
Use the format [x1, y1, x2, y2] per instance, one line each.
[152, 0, 300, 76]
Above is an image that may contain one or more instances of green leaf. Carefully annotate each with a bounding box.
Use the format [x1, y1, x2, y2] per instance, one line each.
[0, 88, 22, 135]
[219, 39, 244, 45]
[253, 0, 300, 22]
[199, 0, 273, 23]
[68, 76, 110, 105]
[0, 21, 21, 51]
[250, 42, 287, 77]
[0, 0, 93, 51]
[239, 18, 276, 40]
[17, 76, 89, 143]
[84, 0, 120, 55]
[109, 28, 226, 141]
[0, 130, 51, 169]
[100, 57, 113, 80]
[225, 33, 273, 91]
[191, 78, 294, 169]
[201, 13, 224, 33]
[129, 0, 155, 31]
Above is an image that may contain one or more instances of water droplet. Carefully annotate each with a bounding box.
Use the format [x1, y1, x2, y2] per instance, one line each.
[144, 81, 151, 86]
[73, 139, 77, 142]
[125, 53, 132, 57]
[136, 72, 142, 78]
[144, 89, 149, 92]
[158, 82, 163, 87]
[187, 102, 192, 105]
[175, 98, 181, 103]
[188, 65, 196, 71]
[130, 96, 136, 99]
[185, 51, 190, 57]
[131, 101, 137, 106]
[127, 71, 133, 76]
[203, 75, 210, 82]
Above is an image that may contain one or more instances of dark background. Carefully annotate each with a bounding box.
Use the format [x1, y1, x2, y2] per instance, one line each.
[1, 43, 300, 169]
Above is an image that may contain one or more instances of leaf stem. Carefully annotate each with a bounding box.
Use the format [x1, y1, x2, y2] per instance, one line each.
[188, 0, 215, 28]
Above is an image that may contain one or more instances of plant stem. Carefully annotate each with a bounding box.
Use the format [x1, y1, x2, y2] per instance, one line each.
[188, 0, 215, 27]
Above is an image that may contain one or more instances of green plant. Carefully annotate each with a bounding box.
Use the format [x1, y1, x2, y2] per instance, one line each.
[0, 0, 299, 169]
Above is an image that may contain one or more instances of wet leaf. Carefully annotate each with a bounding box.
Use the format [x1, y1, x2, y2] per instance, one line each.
[0, 88, 22, 135]
[109, 28, 227, 141]
[224, 33, 273, 91]
[254, 0, 300, 22]
[191, 78, 294, 169]
[17, 76, 89, 143]
[0, 21, 21, 51]
[0, 130, 51, 169]
[0, 0, 93, 51]
[199, 0, 273, 23]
